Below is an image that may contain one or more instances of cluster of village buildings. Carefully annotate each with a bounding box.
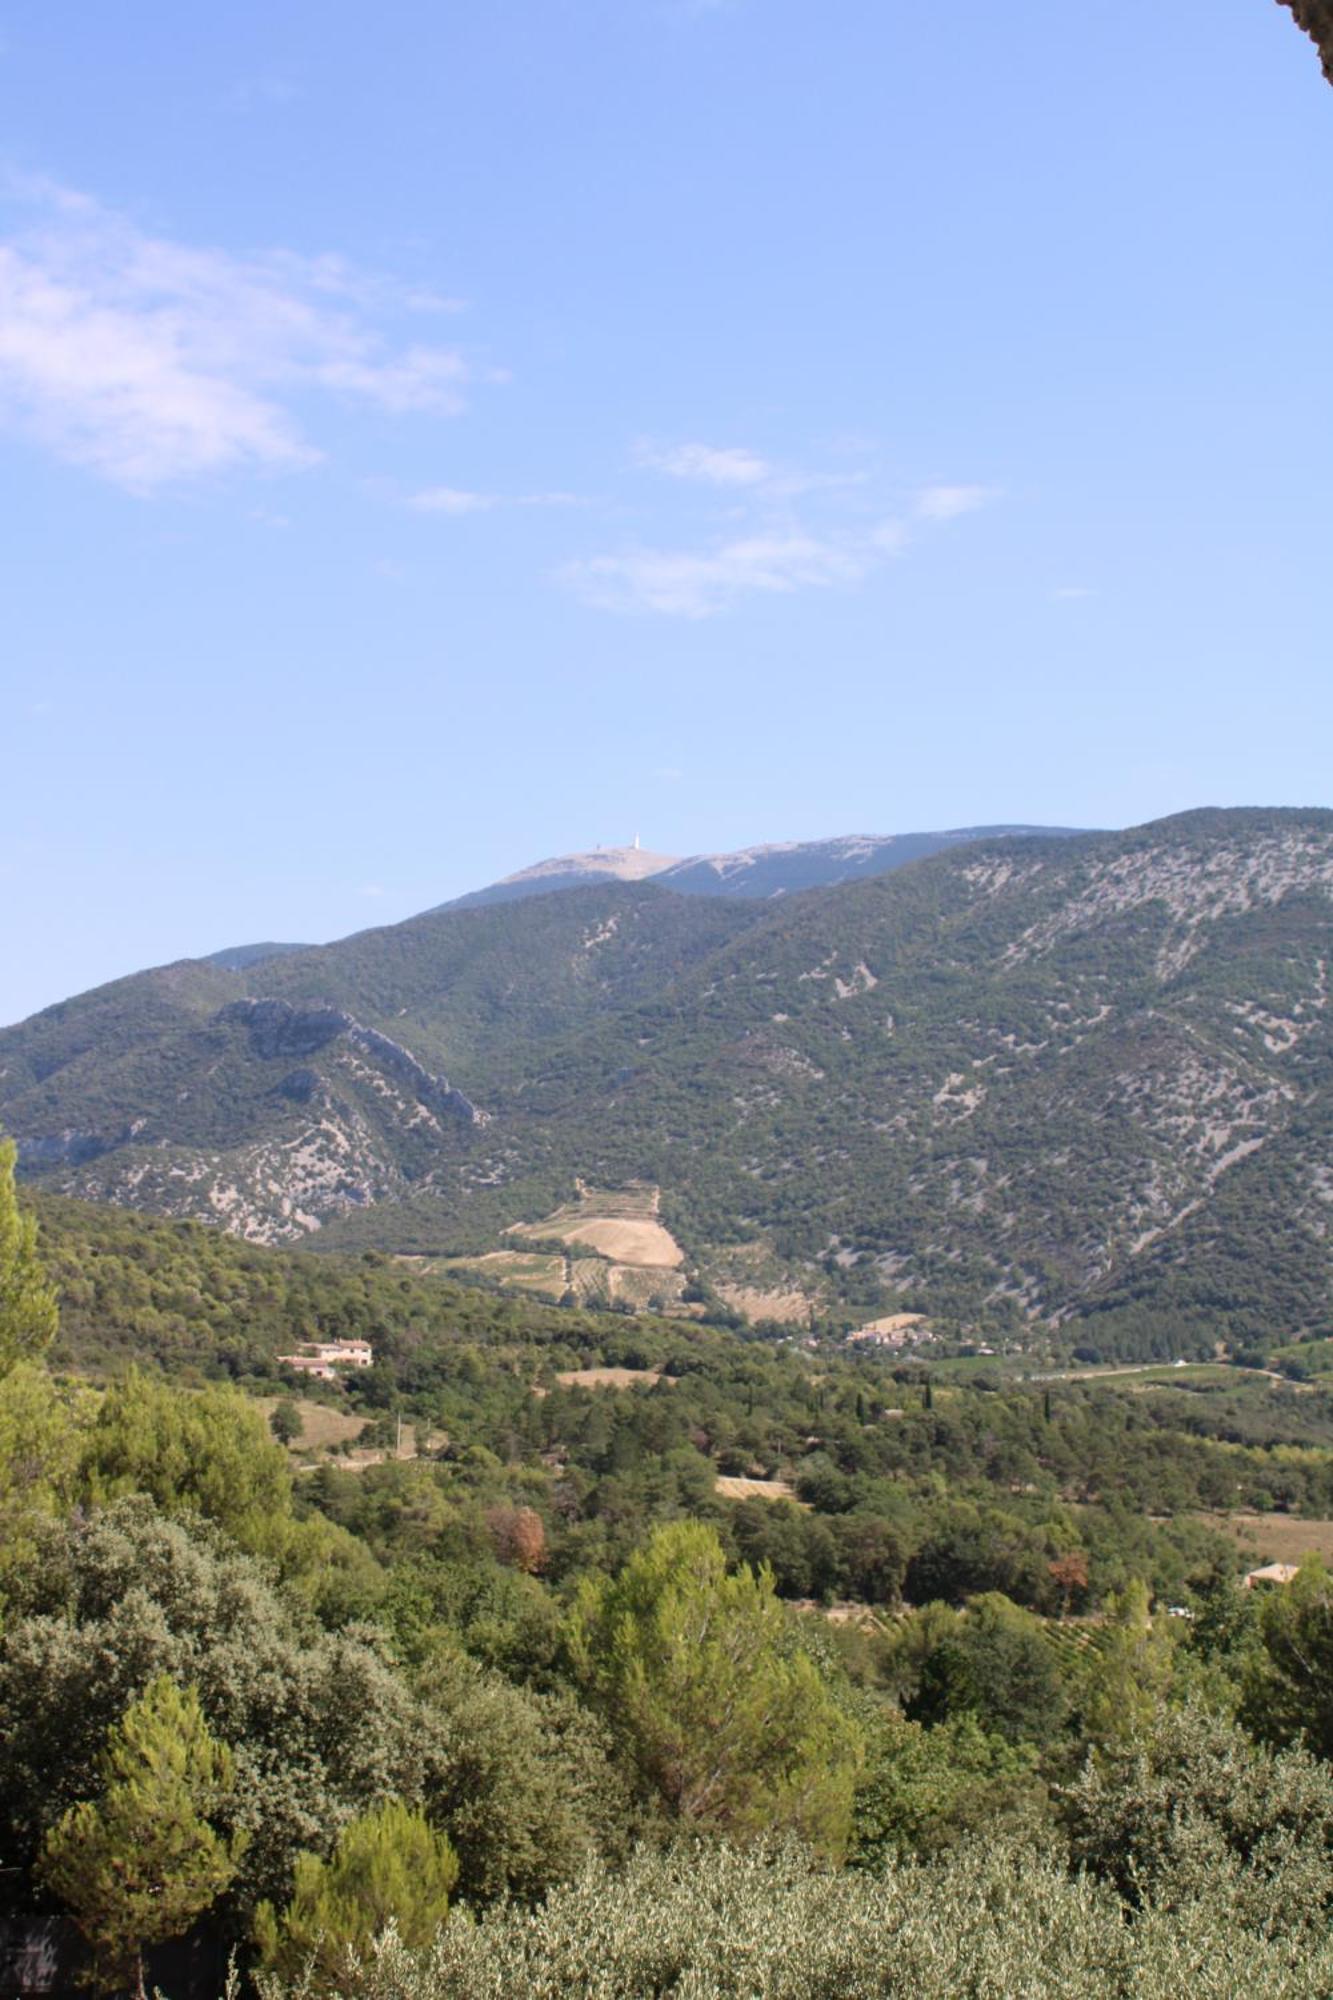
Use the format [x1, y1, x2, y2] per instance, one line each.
[842, 1312, 934, 1350]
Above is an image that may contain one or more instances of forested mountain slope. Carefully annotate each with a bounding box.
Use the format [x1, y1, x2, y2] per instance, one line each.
[4, 808, 1330, 1349]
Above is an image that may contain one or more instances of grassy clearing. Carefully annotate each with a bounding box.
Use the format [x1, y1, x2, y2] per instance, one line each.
[1039, 1362, 1237, 1385]
[717, 1283, 813, 1327]
[555, 1366, 664, 1390]
[1197, 1512, 1333, 1567]
[253, 1397, 368, 1451]
[715, 1475, 798, 1502]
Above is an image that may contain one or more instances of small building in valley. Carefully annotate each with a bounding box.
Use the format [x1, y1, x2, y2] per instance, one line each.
[276, 1338, 374, 1381]
[1242, 1562, 1301, 1589]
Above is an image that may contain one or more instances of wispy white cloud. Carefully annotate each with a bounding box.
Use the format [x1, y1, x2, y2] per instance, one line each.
[408, 485, 579, 515]
[0, 178, 483, 491]
[560, 530, 873, 619]
[637, 439, 774, 487]
[915, 483, 995, 522]
[409, 485, 497, 516]
[635, 437, 868, 500]
[560, 476, 992, 619]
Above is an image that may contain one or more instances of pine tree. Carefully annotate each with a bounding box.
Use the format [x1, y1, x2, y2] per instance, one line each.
[40, 1675, 244, 2000]
[254, 1800, 457, 1992]
[0, 1138, 58, 1377]
[566, 1519, 863, 1855]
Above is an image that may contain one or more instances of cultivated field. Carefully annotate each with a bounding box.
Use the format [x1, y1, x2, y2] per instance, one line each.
[608, 1264, 694, 1309]
[443, 1249, 568, 1296]
[508, 1182, 685, 1269]
[557, 1216, 684, 1265]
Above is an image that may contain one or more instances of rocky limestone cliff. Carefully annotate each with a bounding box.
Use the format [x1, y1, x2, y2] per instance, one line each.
[1283, 0, 1333, 83]
[221, 999, 487, 1127]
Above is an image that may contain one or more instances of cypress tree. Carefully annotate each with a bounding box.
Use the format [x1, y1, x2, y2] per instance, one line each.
[0, 1138, 58, 1377]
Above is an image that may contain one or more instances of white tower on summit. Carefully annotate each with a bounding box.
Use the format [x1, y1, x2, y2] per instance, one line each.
[633, 833, 641, 851]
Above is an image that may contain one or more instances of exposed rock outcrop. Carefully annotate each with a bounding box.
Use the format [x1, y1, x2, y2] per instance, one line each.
[224, 999, 346, 1061]
[221, 998, 487, 1128]
[347, 1022, 489, 1128]
[17, 1129, 118, 1170]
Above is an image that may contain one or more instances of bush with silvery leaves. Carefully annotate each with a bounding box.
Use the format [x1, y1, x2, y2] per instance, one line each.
[253, 1835, 1333, 2000]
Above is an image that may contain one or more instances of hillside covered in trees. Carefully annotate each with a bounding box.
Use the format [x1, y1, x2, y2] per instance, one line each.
[9, 1143, 1333, 1993]
[3, 809, 1331, 1362]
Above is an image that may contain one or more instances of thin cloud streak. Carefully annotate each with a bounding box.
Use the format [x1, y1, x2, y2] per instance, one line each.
[560, 481, 996, 618]
[561, 529, 877, 619]
[636, 437, 867, 498]
[408, 486, 580, 515]
[637, 439, 774, 486]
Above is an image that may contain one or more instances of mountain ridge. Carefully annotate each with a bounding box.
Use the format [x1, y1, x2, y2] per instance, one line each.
[4, 807, 1330, 1351]
[437, 823, 1091, 913]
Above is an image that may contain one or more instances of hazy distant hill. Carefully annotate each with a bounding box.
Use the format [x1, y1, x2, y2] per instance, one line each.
[654, 827, 1087, 899]
[4, 808, 1330, 1352]
[201, 942, 310, 972]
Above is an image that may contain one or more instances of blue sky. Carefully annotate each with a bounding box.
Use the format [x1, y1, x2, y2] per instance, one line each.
[2, 0, 1330, 1025]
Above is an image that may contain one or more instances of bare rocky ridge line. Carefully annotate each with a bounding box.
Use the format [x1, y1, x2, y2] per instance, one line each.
[4, 809, 1331, 1332]
[439, 825, 1088, 913]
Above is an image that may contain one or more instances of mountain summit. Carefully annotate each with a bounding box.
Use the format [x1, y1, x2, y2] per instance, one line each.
[443, 825, 1087, 912]
[441, 843, 679, 912]
[5, 807, 1330, 1353]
